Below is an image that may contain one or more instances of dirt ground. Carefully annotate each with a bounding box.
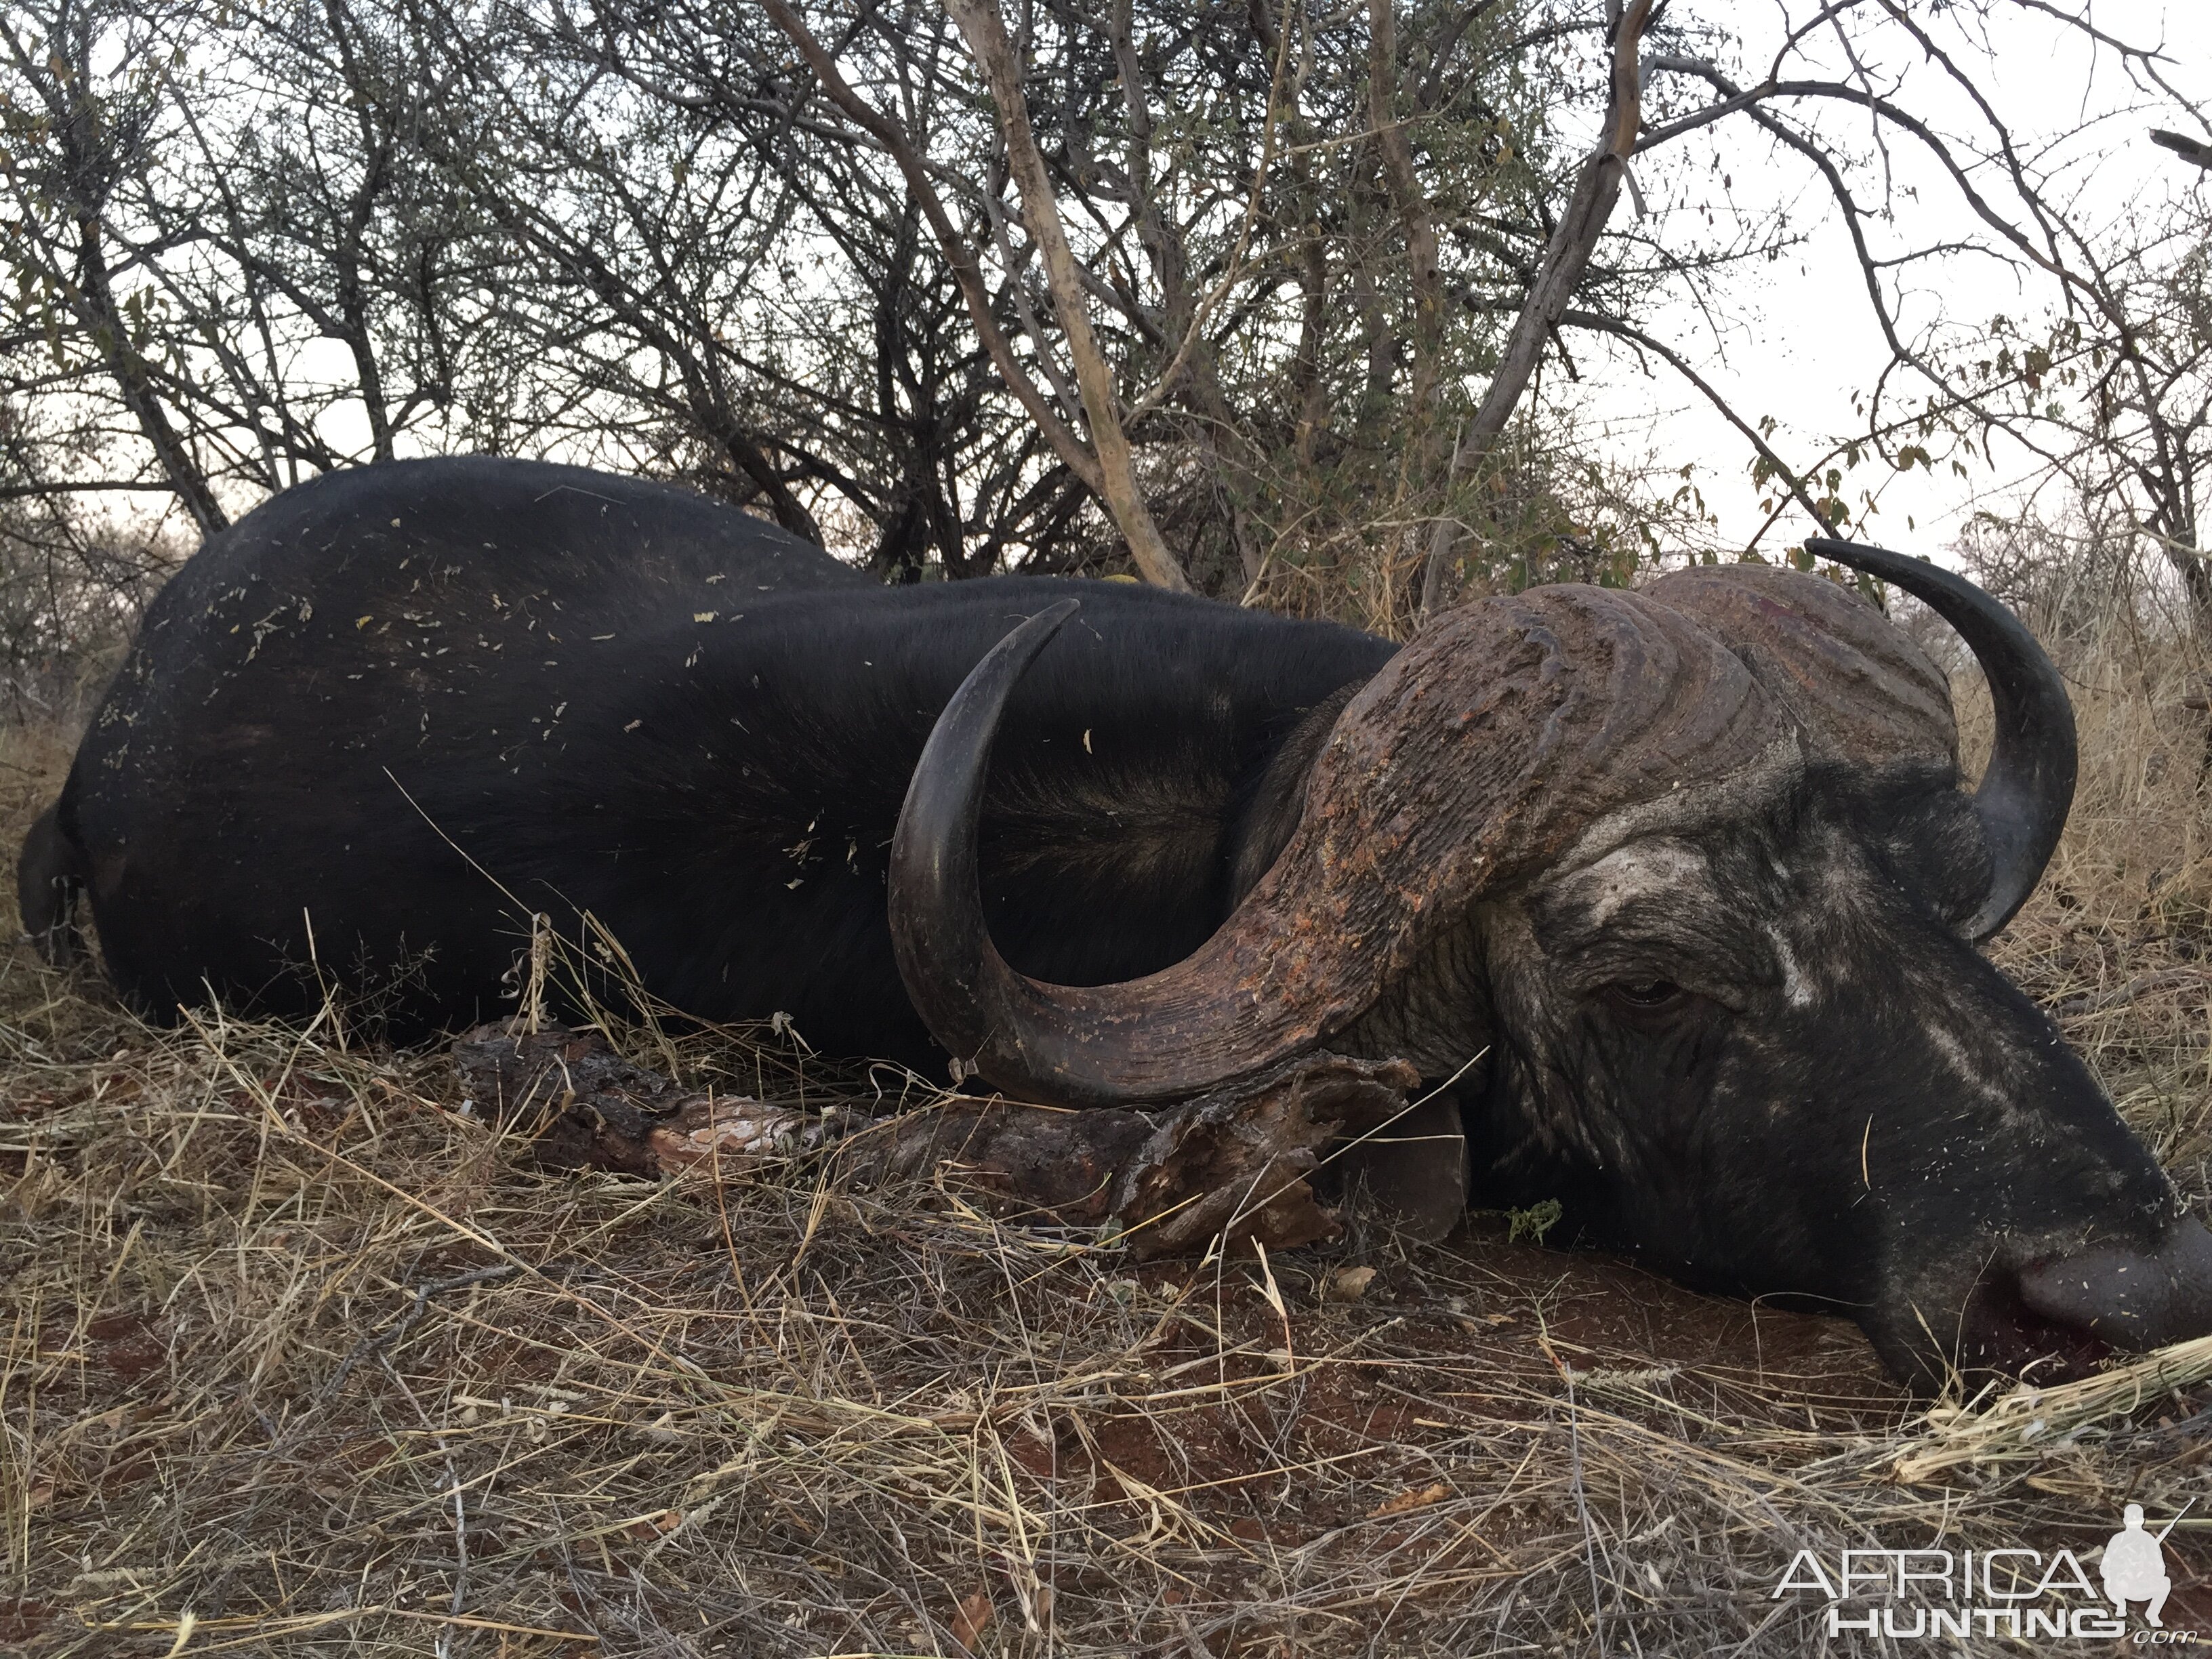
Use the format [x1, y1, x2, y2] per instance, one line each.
[3, 642, 2211, 1656]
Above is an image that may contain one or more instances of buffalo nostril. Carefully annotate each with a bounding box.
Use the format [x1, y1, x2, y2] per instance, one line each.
[2018, 1221, 2212, 1351]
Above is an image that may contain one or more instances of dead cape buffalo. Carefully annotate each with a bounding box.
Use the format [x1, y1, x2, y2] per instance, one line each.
[21, 455, 2212, 1389]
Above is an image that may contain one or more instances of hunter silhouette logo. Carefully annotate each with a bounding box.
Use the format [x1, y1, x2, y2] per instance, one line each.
[2105, 1501, 2190, 1629]
[1770, 1500, 2198, 1641]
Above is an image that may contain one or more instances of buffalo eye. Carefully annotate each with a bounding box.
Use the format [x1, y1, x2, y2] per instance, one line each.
[1599, 979, 1689, 1017]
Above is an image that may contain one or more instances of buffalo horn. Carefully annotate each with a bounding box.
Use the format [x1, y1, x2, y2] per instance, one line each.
[888, 597, 1345, 1105]
[887, 598, 1081, 1081]
[890, 587, 1784, 1107]
[1803, 537, 2075, 939]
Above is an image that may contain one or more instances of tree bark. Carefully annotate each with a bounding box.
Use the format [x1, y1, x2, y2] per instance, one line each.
[1417, 0, 1652, 617]
[72, 217, 229, 535]
[943, 0, 1193, 592]
[1368, 0, 1443, 433]
[34, 49, 231, 535]
[759, 0, 1109, 517]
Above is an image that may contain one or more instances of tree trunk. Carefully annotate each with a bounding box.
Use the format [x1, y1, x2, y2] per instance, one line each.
[1417, 0, 1653, 617]
[943, 0, 1193, 592]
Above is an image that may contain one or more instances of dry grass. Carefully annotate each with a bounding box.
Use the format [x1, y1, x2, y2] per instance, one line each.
[3, 632, 2211, 1657]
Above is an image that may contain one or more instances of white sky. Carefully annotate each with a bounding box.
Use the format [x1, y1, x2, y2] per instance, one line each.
[1566, 0, 2210, 558]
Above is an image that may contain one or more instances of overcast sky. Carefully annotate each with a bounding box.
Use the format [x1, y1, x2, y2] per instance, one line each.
[1561, 0, 2208, 560]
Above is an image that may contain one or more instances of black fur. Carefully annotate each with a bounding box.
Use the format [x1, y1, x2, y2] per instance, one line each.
[1462, 760, 2175, 1385]
[45, 457, 1395, 1059]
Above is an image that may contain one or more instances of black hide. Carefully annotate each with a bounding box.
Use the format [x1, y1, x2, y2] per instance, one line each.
[54, 457, 1395, 1059]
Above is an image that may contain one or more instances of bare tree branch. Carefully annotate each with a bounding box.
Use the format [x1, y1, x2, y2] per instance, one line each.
[2152, 129, 2212, 171]
[759, 0, 1107, 506]
[1418, 0, 1652, 616]
[941, 0, 1191, 590]
[1559, 308, 1832, 535]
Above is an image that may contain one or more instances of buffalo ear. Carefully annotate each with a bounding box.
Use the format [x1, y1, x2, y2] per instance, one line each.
[1803, 538, 2075, 941]
[1841, 762, 1996, 932]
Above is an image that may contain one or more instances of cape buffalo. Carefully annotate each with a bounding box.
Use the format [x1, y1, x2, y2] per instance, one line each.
[24, 455, 2212, 1389]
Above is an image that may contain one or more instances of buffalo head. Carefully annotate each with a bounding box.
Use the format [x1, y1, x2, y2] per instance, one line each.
[886, 544, 2212, 1391]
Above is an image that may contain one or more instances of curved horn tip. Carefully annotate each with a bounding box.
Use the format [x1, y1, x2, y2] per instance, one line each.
[1801, 537, 2076, 941]
[887, 597, 1082, 1084]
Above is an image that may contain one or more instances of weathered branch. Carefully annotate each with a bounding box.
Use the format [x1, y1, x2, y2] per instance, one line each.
[1368, 0, 1444, 432]
[1417, 0, 1652, 617]
[2152, 129, 2212, 171]
[0, 14, 230, 535]
[1119, 0, 1292, 430]
[758, 0, 1107, 509]
[942, 0, 1192, 590]
[455, 1022, 1422, 1256]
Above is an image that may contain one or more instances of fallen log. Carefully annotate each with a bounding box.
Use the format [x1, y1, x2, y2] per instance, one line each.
[450, 1023, 1432, 1254]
